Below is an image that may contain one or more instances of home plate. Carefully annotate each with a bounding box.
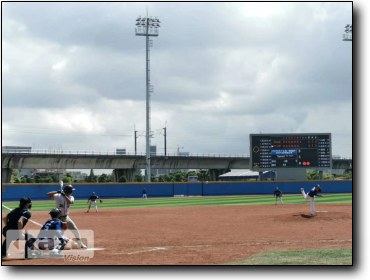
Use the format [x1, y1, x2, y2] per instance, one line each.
[316, 211, 328, 213]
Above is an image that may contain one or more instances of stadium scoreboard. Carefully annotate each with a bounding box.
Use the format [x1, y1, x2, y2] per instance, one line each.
[250, 133, 331, 170]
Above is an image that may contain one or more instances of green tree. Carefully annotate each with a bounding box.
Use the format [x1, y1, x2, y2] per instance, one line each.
[20, 177, 27, 183]
[151, 173, 158, 182]
[134, 174, 144, 182]
[118, 175, 127, 182]
[34, 175, 42, 183]
[158, 175, 165, 182]
[187, 171, 197, 178]
[43, 177, 53, 183]
[197, 170, 210, 181]
[99, 173, 110, 183]
[12, 169, 19, 177]
[26, 177, 35, 183]
[62, 176, 73, 183]
[306, 170, 319, 180]
[324, 173, 331, 180]
[174, 172, 185, 182]
[343, 170, 352, 179]
[13, 177, 21, 183]
[11, 169, 20, 182]
[50, 174, 60, 183]
[163, 175, 173, 182]
[86, 169, 97, 182]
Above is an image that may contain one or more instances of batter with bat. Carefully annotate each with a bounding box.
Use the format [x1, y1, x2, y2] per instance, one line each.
[47, 184, 87, 248]
[87, 192, 103, 213]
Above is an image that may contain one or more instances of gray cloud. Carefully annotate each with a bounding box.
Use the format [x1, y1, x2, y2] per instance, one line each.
[2, 2, 353, 159]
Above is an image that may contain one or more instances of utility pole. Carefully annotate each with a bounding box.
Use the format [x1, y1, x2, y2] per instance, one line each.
[163, 126, 167, 156]
[135, 130, 138, 156]
[135, 12, 161, 182]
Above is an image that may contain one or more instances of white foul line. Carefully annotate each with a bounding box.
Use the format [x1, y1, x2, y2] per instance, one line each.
[2, 204, 43, 227]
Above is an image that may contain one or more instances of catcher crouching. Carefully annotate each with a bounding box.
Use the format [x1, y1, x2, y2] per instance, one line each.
[36, 208, 70, 258]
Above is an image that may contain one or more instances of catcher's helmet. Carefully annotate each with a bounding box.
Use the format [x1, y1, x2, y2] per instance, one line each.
[49, 208, 62, 218]
[63, 185, 75, 193]
[20, 197, 32, 209]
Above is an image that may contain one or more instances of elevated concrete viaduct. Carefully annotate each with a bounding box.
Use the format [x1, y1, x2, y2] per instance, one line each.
[1, 153, 352, 183]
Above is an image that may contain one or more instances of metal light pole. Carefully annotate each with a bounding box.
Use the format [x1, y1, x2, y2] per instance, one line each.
[135, 13, 161, 182]
[343, 24, 352, 41]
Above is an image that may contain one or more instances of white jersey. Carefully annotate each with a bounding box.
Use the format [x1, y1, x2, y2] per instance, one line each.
[53, 193, 75, 216]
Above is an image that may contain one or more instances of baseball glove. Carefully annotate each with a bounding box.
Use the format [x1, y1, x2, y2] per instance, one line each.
[62, 222, 68, 230]
[100, 200, 103, 203]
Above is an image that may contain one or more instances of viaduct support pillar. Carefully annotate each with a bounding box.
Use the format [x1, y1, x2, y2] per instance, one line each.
[2, 168, 13, 183]
[113, 169, 136, 183]
[209, 169, 230, 182]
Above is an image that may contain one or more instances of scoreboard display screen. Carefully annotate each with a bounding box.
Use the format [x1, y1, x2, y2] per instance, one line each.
[250, 133, 331, 169]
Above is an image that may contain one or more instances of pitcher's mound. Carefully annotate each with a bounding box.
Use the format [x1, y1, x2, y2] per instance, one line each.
[276, 211, 351, 222]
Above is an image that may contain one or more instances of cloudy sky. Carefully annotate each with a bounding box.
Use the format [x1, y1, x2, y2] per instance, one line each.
[2, 2, 352, 163]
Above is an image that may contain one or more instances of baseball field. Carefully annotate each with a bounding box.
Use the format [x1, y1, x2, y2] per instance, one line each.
[1, 193, 352, 265]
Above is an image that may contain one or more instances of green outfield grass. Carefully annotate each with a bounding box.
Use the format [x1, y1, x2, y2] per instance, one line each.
[2, 194, 352, 212]
[225, 248, 352, 265]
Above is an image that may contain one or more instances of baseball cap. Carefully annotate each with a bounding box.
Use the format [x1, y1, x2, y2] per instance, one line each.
[20, 197, 32, 204]
[20, 197, 32, 209]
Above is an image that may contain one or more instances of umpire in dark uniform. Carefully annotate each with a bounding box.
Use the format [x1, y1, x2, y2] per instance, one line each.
[2, 197, 37, 259]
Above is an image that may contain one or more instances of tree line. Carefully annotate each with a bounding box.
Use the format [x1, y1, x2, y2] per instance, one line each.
[10, 169, 211, 183]
[10, 169, 352, 183]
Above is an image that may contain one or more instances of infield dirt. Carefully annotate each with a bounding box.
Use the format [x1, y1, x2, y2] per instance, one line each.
[2, 203, 352, 265]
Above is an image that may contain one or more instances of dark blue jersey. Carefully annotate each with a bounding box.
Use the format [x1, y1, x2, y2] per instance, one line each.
[274, 190, 282, 196]
[308, 187, 322, 197]
[142, 189, 147, 194]
[88, 195, 99, 201]
[38, 218, 65, 243]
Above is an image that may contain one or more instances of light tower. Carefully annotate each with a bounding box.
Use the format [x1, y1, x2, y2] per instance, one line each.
[343, 24, 352, 41]
[135, 13, 161, 182]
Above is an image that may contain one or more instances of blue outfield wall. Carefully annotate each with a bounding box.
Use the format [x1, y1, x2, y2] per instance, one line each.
[1, 180, 352, 202]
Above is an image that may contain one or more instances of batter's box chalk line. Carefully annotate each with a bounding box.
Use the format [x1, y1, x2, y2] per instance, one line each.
[316, 211, 329, 213]
[114, 247, 166, 255]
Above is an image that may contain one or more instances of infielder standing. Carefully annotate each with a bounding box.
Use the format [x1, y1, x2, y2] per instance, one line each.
[87, 192, 102, 212]
[47, 185, 87, 248]
[142, 188, 147, 200]
[274, 187, 283, 205]
[301, 184, 322, 216]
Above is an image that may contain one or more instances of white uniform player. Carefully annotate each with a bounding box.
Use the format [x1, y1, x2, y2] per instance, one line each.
[47, 185, 87, 248]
